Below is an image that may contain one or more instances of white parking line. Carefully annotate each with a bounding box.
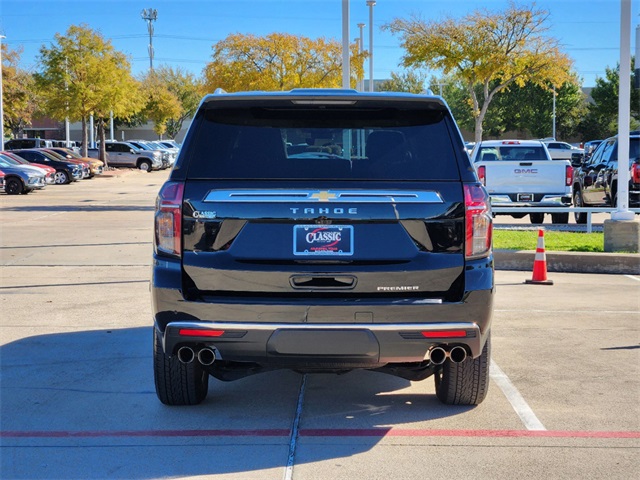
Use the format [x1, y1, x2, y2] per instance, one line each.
[490, 360, 546, 431]
[495, 309, 638, 314]
[625, 275, 640, 282]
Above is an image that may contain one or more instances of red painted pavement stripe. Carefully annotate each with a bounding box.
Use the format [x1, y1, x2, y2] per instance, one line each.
[1, 429, 638, 439]
[300, 429, 640, 439]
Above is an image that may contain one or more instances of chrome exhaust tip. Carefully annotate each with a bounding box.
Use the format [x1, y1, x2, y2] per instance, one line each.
[197, 348, 216, 366]
[449, 346, 468, 364]
[429, 346, 448, 365]
[177, 346, 195, 364]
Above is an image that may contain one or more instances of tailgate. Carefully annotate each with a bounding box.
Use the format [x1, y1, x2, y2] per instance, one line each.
[181, 182, 465, 299]
[482, 161, 568, 194]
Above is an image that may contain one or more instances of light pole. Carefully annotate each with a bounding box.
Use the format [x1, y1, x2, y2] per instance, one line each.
[341, 0, 350, 89]
[366, 0, 376, 92]
[357, 23, 365, 92]
[611, 0, 633, 221]
[552, 85, 556, 140]
[141, 8, 158, 71]
[0, 35, 5, 150]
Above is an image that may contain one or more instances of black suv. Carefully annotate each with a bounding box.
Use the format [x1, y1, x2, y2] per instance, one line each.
[151, 89, 494, 406]
[572, 134, 640, 223]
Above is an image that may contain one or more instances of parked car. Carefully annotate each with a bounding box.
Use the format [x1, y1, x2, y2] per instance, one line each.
[470, 140, 572, 224]
[0, 156, 46, 194]
[126, 140, 175, 168]
[571, 133, 640, 223]
[0, 152, 55, 184]
[152, 88, 494, 407]
[11, 149, 83, 184]
[159, 140, 180, 150]
[47, 147, 104, 177]
[87, 142, 164, 171]
[543, 140, 583, 161]
[50, 140, 80, 153]
[0, 170, 4, 193]
[38, 149, 91, 179]
[4, 138, 54, 150]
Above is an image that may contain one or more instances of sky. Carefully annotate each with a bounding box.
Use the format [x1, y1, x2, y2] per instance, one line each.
[1, 0, 639, 88]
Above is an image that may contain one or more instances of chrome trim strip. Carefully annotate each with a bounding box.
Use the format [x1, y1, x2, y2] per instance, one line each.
[167, 321, 478, 332]
[203, 190, 444, 204]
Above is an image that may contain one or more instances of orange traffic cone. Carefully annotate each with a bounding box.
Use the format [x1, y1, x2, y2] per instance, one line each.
[525, 229, 553, 285]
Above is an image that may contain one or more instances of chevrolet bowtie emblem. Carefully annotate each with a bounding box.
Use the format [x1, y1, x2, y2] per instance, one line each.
[310, 191, 337, 202]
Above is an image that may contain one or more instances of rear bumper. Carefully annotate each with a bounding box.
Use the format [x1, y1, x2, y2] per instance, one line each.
[489, 194, 571, 207]
[161, 321, 485, 365]
[151, 255, 494, 366]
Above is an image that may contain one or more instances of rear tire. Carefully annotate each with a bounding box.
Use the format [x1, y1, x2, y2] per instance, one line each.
[530, 213, 544, 224]
[435, 332, 491, 405]
[153, 329, 209, 405]
[551, 212, 569, 224]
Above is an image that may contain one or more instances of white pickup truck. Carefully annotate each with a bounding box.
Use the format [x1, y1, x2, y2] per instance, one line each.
[470, 140, 573, 224]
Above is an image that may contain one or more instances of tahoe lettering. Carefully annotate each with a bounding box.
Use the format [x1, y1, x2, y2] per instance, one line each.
[290, 207, 358, 215]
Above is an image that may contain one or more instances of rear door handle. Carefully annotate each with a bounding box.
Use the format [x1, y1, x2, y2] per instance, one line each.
[290, 275, 357, 289]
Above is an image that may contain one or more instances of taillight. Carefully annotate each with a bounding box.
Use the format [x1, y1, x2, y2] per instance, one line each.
[154, 181, 184, 257]
[477, 165, 486, 186]
[565, 165, 573, 186]
[464, 184, 492, 259]
[632, 163, 640, 184]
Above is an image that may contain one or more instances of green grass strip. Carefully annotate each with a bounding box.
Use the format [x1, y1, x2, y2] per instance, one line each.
[493, 230, 604, 252]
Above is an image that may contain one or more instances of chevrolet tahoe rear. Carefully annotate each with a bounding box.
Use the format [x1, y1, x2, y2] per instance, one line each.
[151, 89, 494, 406]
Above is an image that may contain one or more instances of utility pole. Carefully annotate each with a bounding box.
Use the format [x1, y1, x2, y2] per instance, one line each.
[0, 35, 5, 150]
[141, 8, 158, 71]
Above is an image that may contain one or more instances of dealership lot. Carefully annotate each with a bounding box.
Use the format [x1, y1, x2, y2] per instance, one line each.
[1, 170, 638, 480]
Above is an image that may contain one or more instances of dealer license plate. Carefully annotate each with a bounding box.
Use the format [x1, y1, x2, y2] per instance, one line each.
[293, 225, 354, 256]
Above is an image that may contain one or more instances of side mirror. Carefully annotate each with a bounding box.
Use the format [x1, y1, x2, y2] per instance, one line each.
[571, 152, 584, 167]
[130, 149, 135, 153]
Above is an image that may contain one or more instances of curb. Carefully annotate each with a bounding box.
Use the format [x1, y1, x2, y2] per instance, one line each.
[494, 249, 640, 275]
[98, 168, 140, 178]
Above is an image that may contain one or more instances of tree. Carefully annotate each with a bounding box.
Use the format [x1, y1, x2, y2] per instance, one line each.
[432, 72, 586, 140]
[152, 66, 203, 139]
[36, 24, 143, 160]
[580, 59, 640, 140]
[139, 72, 182, 138]
[384, 1, 572, 143]
[2, 44, 40, 138]
[378, 70, 427, 93]
[203, 32, 366, 92]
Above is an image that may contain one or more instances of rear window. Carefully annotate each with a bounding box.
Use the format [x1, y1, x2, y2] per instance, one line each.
[475, 146, 548, 162]
[183, 103, 461, 181]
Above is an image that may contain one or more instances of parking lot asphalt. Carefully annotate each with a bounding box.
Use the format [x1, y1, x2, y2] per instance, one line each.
[1, 170, 639, 480]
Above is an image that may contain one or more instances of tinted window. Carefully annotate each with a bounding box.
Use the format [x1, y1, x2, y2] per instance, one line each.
[608, 138, 640, 164]
[17, 151, 39, 161]
[476, 146, 547, 161]
[184, 105, 460, 181]
[600, 140, 616, 163]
